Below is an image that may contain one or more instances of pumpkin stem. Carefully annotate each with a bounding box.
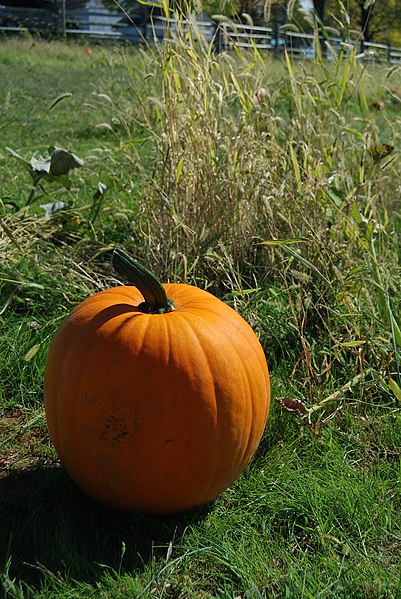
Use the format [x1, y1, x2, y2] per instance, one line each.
[112, 249, 174, 314]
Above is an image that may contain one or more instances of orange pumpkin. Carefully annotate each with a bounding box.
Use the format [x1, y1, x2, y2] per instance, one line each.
[44, 250, 270, 514]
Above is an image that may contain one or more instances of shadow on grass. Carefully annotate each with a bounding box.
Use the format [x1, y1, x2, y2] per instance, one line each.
[0, 465, 212, 588]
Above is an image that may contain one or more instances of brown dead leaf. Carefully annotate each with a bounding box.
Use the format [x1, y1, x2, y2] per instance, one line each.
[275, 396, 307, 415]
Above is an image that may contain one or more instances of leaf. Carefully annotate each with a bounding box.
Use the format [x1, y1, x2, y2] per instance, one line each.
[334, 340, 366, 348]
[275, 397, 307, 415]
[369, 143, 394, 163]
[6, 147, 35, 179]
[350, 202, 363, 224]
[260, 237, 308, 246]
[281, 245, 330, 285]
[5, 147, 29, 165]
[49, 147, 84, 176]
[30, 155, 51, 174]
[284, 49, 301, 113]
[338, 46, 356, 106]
[94, 181, 107, 199]
[343, 127, 365, 141]
[326, 187, 343, 207]
[308, 369, 372, 418]
[175, 157, 184, 183]
[230, 288, 261, 297]
[230, 71, 248, 113]
[39, 201, 66, 218]
[388, 378, 401, 403]
[7, 146, 83, 185]
[89, 182, 107, 224]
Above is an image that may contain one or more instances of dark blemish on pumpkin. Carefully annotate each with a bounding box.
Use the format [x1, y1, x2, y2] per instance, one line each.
[105, 415, 121, 429]
[165, 438, 173, 443]
[100, 415, 132, 447]
[113, 430, 129, 442]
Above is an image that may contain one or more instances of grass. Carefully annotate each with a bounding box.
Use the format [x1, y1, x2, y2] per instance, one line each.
[2, 408, 401, 597]
[1, 27, 401, 598]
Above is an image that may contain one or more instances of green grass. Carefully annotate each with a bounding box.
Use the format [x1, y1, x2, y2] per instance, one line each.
[2, 408, 401, 597]
[1, 31, 401, 598]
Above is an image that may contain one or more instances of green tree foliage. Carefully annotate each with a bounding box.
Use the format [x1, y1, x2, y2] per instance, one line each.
[266, 0, 310, 31]
[99, 0, 143, 13]
[198, 0, 240, 18]
[325, 0, 401, 44]
[98, 0, 193, 15]
[99, 0, 304, 22]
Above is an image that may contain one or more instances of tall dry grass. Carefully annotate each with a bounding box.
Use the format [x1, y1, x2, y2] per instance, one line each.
[1, 25, 401, 417]
[102, 18, 401, 414]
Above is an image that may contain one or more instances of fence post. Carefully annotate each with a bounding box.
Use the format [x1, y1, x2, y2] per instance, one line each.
[273, 20, 279, 55]
[60, 0, 66, 37]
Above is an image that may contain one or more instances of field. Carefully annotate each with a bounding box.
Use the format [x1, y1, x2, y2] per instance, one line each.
[1, 31, 401, 598]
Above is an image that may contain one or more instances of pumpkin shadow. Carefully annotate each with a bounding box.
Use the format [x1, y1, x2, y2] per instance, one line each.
[0, 465, 212, 588]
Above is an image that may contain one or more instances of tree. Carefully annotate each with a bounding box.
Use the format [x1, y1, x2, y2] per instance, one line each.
[325, 0, 401, 44]
[247, 0, 305, 26]
[312, 0, 326, 22]
[100, 0, 184, 15]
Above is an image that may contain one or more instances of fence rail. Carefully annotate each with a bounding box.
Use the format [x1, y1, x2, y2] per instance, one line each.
[1, 3, 401, 64]
[0, 5, 60, 35]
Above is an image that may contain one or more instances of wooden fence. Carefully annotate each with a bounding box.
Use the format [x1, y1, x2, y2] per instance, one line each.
[1, 3, 401, 64]
[0, 4, 60, 35]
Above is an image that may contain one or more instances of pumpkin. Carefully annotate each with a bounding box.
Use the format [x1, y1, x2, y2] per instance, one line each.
[44, 250, 270, 514]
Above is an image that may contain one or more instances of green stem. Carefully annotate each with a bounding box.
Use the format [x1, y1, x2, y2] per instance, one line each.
[112, 249, 174, 314]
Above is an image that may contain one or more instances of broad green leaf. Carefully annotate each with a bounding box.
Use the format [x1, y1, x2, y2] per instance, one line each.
[7, 146, 83, 182]
[49, 147, 84, 176]
[343, 127, 365, 141]
[326, 187, 343, 207]
[350, 202, 363, 224]
[388, 378, 401, 402]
